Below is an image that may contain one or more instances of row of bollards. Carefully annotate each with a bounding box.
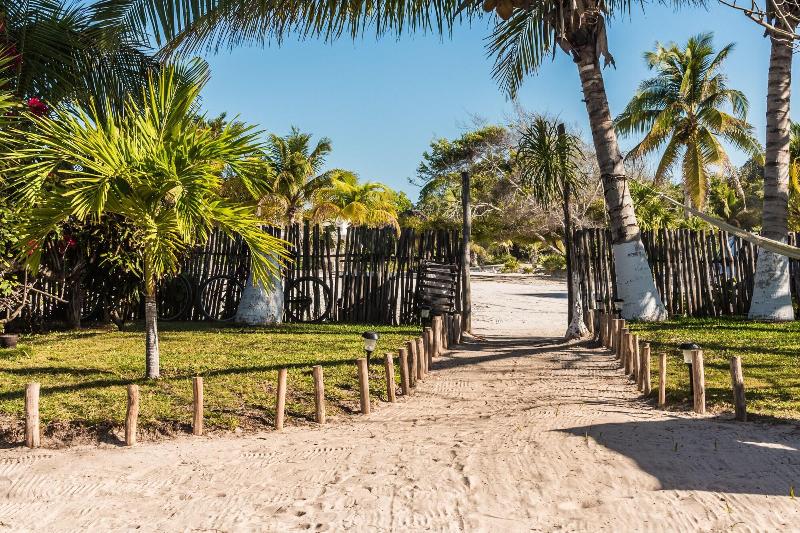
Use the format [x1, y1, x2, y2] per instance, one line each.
[596, 311, 747, 421]
[21, 313, 464, 448]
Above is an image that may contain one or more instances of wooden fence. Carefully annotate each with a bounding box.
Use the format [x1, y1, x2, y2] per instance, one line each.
[572, 228, 800, 319]
[26, 223, 464, 326]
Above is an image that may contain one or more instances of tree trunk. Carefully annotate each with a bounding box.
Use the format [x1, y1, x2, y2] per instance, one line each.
[749, 33, 795, 321]
[565, 269, 590, 340]
[235, 267, 284, 325]
[144, 270, 160, 379]
[575, 45, 667, 321]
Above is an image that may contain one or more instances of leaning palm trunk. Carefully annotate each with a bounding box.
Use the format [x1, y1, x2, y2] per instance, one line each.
[749, 33, 794, 321]
[575, 46, 667, 321]
[144, 272, 160, 379]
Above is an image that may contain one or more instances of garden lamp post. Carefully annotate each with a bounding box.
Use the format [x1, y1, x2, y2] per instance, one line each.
[612, 298, 624, 319]
[680, 342, 700, 396]
[419, 305, 431, 326]
[362, 331, 379, 364]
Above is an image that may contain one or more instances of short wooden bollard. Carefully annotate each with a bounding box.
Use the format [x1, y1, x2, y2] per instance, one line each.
[586, 309, 595, 337]
[610, 319, 619, 353]
[416, 339, 425, 379]
[384, 353, 396, 403]
[275, 368, 287, 430]
[313, 365, 326, 424]
[642, 343, 652, 395]
[729, 356, 747, 421]
[631, 333, 640, 383]
[424, 327, 433, 360]
[658, 353, 667, 408]
[691, 350, 706, 414]
[356, 358, 370, 414]
[617, 319, 627, 359]
[453, 313, 462, 345]
[25, 382, 40, 448]
[408, 339, 420, 381]
[192, 377, 204, 436]
[398, 347, 411, 394]
[417, 337, 427, 374]
[436, 316, 444, 355]
[125, 384, 139, 446]
[441, 315, 449, 351]
[621, 329, 630, 373]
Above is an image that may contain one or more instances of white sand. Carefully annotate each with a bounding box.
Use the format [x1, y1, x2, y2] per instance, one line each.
[2, 276, 800, 531]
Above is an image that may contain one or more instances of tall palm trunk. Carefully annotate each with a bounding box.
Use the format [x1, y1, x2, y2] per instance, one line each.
[144, 264, 160, 379]
[749, 33, 795, 321]
[575, 45, 667, 321]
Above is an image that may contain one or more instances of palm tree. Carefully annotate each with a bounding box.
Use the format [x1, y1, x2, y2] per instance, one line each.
[262, 127, 332, 224]
[4, 60, 287, 379]
[487, 1, 671, 320]
[98, 0, 671, 320]
[2, 0, 155, 108]
[748, 14, 797, 320]
[311, 170, 399, 229]
[615, 33, 762, 210]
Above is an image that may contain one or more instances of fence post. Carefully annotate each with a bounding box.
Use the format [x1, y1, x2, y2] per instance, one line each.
[617, 319, 626, 360]
[432, 316, 441, 356]
[691, 350, 706, 414]
[621, 329, 630, 373]
[658, 353, 667, 407]
[275, 368, 287, 430]
[586, 309, 595, 338]
[729, 356, 747, 421]
[25, 382, 40, 448]
[313, 365, 326, 424]
[407, 340, 419, 383]
[631, 333, 640, 383]
[417, 337, 427, 374]
[398, 347, 410, 395]
[192, 377, 203, 436]
[125, 384, 139, 446]
[357, 358, 370, 414]
[384, 353, 396, 403]
[642, 343, 652, 395]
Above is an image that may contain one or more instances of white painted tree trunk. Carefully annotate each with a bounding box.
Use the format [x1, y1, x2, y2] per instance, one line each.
[612, 241, 668, 322]
[565, 271, 590, 340]
[749, 250, 794, 320]
[235, 266, 284, 326]
[749, 32, 794, 321]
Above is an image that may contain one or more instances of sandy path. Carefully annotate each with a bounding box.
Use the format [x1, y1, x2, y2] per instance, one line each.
[2, 277, 800, 531]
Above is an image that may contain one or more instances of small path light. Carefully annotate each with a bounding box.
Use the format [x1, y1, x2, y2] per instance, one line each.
[680, 342, 700, 396]
[612, 298, 624, 318]
[362, 331, 379, 364]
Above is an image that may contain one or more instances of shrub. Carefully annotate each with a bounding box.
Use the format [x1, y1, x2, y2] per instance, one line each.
[522, 266, 534, 274]
[540, 254, 566, 273]
[501, 257, 520, 273]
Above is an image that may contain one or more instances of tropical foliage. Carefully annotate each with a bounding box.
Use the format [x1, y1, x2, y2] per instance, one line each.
[3, 60, 288, 377]
[615, 33, 762, 209]
[312, 169, 399, 229]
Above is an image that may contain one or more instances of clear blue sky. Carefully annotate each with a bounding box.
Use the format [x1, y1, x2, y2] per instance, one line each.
[199, 3, 798, 201]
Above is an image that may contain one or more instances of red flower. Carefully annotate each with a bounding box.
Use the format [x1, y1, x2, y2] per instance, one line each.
[27, 97, 48, 116]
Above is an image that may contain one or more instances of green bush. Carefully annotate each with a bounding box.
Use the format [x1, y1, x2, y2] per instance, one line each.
[501, 257, 520, 273]
[522, 266, 534, 274]
[540, 254, 566, 273]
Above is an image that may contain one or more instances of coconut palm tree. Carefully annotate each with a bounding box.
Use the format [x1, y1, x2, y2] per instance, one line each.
[744, 9, 798, 320]
[614, 33, 762, 210]
[311, 170, 399, 229]
[4, 60, 287, 379]
[262, 127, 332, 224]
[487, 0, 671, 320]
[2, 0, 156, 108]
[97, 0, 672, 320]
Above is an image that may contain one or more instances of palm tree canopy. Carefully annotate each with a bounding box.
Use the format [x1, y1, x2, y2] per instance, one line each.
[3, 59, 287, 287]
[2, 0, 156, 107]
[311, 169, 399, 229]
[615, 32, 762, 208]
[263, 127, 333, 223]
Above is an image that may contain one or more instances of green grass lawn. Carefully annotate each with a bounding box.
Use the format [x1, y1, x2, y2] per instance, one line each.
[0, 322, 419, 443]
[629, 317, 800, 420]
